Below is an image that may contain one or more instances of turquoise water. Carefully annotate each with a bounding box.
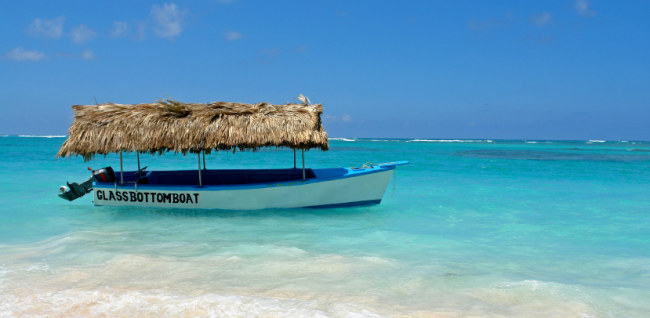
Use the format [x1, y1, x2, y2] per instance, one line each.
[1, 136, 649, 317]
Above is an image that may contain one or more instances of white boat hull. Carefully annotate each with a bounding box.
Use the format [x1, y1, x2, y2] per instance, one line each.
[93, 168, 396, 210]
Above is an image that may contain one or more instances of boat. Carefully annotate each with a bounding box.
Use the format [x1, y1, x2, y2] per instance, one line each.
[57, 96, 408, 210]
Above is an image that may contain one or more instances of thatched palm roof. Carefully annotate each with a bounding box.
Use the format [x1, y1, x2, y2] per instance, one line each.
[57, 97, 329, 160]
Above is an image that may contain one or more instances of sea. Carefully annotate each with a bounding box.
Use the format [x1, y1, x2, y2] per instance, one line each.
[0, 136, 649, 317]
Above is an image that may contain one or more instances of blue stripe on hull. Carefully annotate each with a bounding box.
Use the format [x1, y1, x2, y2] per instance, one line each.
[306, 199, 381, 209]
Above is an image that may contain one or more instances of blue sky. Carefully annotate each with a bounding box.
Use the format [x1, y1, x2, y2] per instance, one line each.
[1, 1, 648, 139]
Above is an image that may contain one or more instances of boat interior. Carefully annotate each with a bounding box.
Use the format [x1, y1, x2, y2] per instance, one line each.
[103, 168, 318, 186]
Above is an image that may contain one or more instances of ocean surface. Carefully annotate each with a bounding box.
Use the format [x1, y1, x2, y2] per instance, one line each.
[0, 136, 649, 317]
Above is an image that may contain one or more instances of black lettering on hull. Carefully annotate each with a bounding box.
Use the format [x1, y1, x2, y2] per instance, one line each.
[97, 190, 201, 205]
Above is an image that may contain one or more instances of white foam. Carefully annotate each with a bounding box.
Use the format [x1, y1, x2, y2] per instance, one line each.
[329, 138, 355, 142]
[496, 279, 544, 291]
[0, 232, 636, 317]
[409, 139, 462, 142]
[526, 141, 538, 144]
[0, 289, 384, 317]
[0, 266, 10, 283]
[25, 264, 50, 273]
[17, 135, 67, 138]
[587, 140, 606, 143]
[0, 256, 627, 318]
[407, 139, 492, 143]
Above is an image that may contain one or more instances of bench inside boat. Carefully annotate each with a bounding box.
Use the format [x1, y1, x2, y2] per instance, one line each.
[101, 168, 318, 186]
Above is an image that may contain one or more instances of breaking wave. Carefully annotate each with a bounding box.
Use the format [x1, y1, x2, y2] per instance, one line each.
[457, 149, 650, 162]
[17, 135, 67, 138]
[407, 139, 493, 143]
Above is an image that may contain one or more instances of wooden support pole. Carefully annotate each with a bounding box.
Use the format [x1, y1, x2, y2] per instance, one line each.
[202, 151, 206, 170]
[198, 153, 203, 187]
[301, 149, 305, 180]
[119, 151, 124, 185]
[137, 152, 141, 171]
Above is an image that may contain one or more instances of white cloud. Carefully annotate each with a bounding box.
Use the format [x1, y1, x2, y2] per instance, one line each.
[150, 3, 186, 40]
[27, 17, 65, 38]
[575, 0, 596, 17]
[70, 25, 96, 44]
[111, 21, 129, 37]
[3, 47, 46, 61]
[530, 12, 552, 27]
[341, 114, 352, 122]
[81, 49, 95, 60]
[225, 31, 243, 41]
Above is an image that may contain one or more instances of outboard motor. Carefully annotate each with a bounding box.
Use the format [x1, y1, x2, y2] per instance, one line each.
[93, 167, 116, 183]
[58, 166, 116, 201]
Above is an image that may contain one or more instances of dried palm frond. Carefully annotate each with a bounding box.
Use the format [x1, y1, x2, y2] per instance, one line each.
[57, 96, 328, 160]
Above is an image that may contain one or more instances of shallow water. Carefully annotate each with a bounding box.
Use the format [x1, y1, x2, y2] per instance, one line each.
[1, 137, 649, 317]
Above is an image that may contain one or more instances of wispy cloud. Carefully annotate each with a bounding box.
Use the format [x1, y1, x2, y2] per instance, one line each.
[80, 49, 95, 60]
[468, 18, 508, 31]
[324, 114, 353, 123]
[575, 0, 596, 17]
[137, 22, 147, 40]
[258, 47, 281, 64]
[225, 30, 243, 41]
[27, 17, 65, 38]
[111, 21, 129, 37]
[70, 25, 96, 44]
[335, 10, 349, 18]
[296, 45, 309, 53]
[260, 47, 281, 57]
[530, 12, 552, 27]
[529, 34, 555, 44]
[3, 47, 46, 61]
[150, 3, 186, 40]
[468, 12, 516, 31]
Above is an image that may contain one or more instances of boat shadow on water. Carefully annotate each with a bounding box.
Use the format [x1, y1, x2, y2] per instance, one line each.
[91, 204, 384, 220]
